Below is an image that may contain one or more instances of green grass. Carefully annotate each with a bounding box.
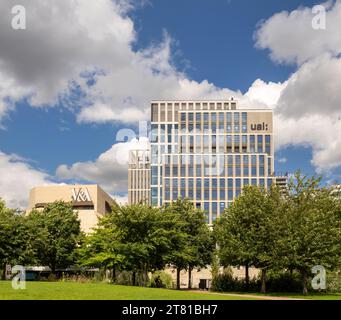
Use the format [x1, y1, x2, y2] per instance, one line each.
[1, 281, 339, 300]
[0, 281, 256, 300]
[242, 292, 341, 300]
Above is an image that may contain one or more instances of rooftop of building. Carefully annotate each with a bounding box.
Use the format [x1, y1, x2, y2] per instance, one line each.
[150, 99, 272, 111]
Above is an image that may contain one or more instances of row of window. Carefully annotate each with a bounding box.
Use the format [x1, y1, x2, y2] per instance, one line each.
[151, 136, 272, 163]
[151, 102, 238, 122]
[180, 112, 247, 121]
[152, 154, 271, 167]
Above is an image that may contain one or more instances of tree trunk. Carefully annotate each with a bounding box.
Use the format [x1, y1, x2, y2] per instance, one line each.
[142, 266, 148, 287]
[260, 269, 267, 293]
[176, 268, 181, 290]
[188, 267, 192, 289]
[112, 266, 116, 283]
[2, 265, 5, 280]
[51, 264, 56, 275]
[245, 264, 249, 288]
[302, 270, 308, 296]
[2, 264, 6, 280]
[132, 271, 136, 286]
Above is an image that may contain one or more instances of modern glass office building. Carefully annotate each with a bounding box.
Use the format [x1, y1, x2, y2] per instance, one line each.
[150, 99, 275, 224]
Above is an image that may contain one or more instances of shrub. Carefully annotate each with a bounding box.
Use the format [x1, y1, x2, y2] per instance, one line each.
[211, 268, 259, 292]
[326, 270, 341, 293]
[265, 270, 303, 293]
[211, 269, 306, 293]
[149, 271, 173, 289]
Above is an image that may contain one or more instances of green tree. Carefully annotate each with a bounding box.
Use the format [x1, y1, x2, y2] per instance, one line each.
[77, 221, 125, 282]
[28, 201, 82, 273]
[215, 185, 284, 293]
[106, 203, 182, 286]
[276, 172, 341, 295]
[165, 199, 214, 290]
[0, 200, 35, 279]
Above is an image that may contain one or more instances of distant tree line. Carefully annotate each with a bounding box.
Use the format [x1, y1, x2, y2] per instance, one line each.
[0, 171, 340, 295]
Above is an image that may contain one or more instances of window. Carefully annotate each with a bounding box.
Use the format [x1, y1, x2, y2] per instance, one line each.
[267, 179, 273, 188]
[219, 113, 224, 130]
[204, 112, 209, 122]
[196, 135, 201, 153]
[151, 124, 158, 142]
[233, 135, 239, 153]
[196, 164, 201, 176]
[188, 178, 194, 188]
[259, 167, 264, 176]
[151, 103, 158, 122]
[152, 187, 158, 197]
[165, 166, 170, 177]
[204, 188, 210, 200]
[234, 112, 240, 133]
[250, 135, 255, 153]
[204, 178, 210, 188]
[212, 203, 217, 222]
[258, 135, 263, 152]
[204, 203, 210, 223]
[181, 178, 186, 188]
[226, 135, 232, 152]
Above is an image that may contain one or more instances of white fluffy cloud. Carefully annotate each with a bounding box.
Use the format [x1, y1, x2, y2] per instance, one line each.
[255, 0, 341, 65]
[277, 54, 341, 117]
[0, 0, 240, 125]
[56, 138, 149, 194]
[245, 79, 287, 107]
[0, 151, 52, 208]
[254, 1, 341, 173]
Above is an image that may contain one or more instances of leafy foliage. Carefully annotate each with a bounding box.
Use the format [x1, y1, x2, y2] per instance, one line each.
[28, 201, 82, 272]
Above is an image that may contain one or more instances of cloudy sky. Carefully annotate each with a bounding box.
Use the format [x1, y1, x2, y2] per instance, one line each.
[0, 0, 340, 208]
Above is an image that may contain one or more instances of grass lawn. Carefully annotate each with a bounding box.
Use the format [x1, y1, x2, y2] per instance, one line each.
[242, 292, 341, 300]
[0, 281, 257, 300]
[1, 281, 339, 300]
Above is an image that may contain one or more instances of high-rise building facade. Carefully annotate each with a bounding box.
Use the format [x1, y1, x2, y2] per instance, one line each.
[128, 149, 151, 205]
[150, 99, 276, 224]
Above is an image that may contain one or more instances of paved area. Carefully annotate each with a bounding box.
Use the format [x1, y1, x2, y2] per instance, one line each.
[190, 290, 306, 300]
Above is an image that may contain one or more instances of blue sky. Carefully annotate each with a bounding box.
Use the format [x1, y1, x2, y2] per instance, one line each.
[0, 0, 340, 207]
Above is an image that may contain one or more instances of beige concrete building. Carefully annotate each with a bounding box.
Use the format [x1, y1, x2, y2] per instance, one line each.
[164, 266, 260, 289]
[28, 185, 115, 233]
